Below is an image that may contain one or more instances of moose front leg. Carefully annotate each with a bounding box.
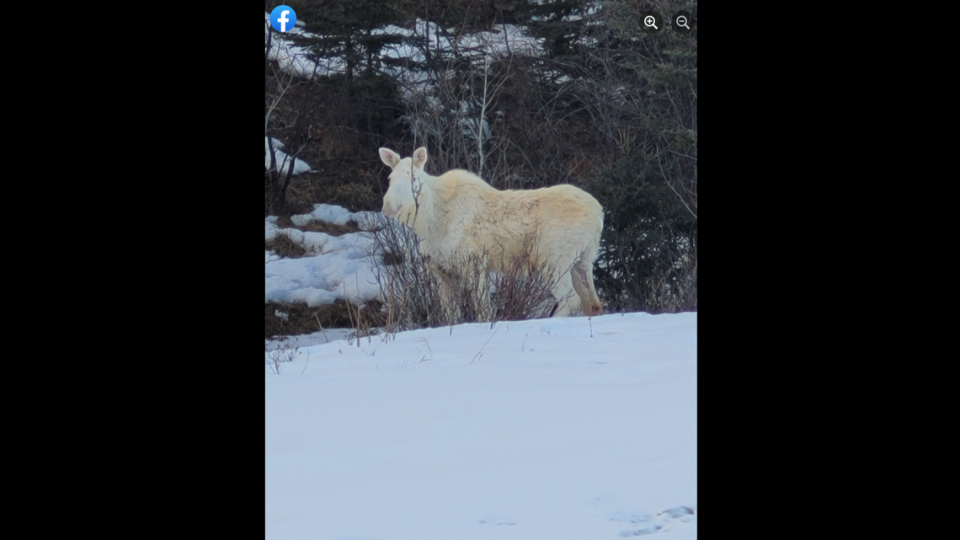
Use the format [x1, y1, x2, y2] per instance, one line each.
[425, 257, 461, 324]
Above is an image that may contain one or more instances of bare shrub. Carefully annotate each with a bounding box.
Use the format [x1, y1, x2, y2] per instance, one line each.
[264, 32, 309, 216]
[441, 230, 565, 324]
[369, 216, 565, 332]
[368, 215, 446, 333]
[265, 307, 300, 375]
[266, 337, 299, 375]
[488, 236, 565, 321]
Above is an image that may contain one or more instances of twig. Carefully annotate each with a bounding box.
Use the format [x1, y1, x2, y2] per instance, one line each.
[313, 312, 329, 343]
[470, 323, 501, 363]
[355, 273, 370, 345]
[657, 145, 697, 219]
[342, 284, 358, 347]
[417, 338, 433, 363]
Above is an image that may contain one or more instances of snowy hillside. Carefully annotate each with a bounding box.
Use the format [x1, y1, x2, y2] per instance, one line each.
[265, 311, 697, 539]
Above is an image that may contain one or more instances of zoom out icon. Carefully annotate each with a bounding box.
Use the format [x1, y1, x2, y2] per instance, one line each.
[270, 5, 297, 33]
[672, 11, 695, 32]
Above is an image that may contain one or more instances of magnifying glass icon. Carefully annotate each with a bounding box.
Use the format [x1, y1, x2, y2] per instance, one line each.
[676, 15, 691, 30]
[643, 15, 658, 30]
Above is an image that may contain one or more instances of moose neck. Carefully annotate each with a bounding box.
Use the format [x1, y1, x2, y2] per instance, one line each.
[403, 172, 439, 238]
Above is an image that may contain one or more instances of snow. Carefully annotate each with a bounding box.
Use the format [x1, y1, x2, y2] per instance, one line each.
[266, 136, 314, 176]
[265, 13, 543, 84]
[264, 210, 382, 307]
[264, 13, 331, 79]
[265, 205, 697, 539]
[290, 203, 382, 230]
[265, 311, 697, 539]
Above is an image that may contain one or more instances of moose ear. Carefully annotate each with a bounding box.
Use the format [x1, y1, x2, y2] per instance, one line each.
[412, 147, 428, 169]
[379, 148, 400, 168]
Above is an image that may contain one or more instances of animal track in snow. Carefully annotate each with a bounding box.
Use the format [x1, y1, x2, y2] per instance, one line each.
[478, 516, 516, 526]
[610, 505, 694, 536]
[662, 506, 694, 519]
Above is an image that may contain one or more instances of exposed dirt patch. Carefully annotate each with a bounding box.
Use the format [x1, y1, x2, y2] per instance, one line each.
[266, 300, 385, 339]
[303, 219, 361, 235]
[266, 234, 308, 258]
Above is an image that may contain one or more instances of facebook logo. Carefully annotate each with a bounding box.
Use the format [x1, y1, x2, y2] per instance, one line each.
[269, 6, 297, 33]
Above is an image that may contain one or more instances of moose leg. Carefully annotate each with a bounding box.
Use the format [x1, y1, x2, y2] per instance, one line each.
[437, 275, 459, 323]
[571, 257, 603, 316]
[428, 261, 460, 323]
[551, 271, 581, 317]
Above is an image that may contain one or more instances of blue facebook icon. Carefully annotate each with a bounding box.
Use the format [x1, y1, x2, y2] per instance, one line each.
[270, 6, 297, 33]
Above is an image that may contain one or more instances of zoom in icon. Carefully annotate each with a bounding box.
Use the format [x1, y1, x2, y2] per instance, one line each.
[640, 12, 662, 33]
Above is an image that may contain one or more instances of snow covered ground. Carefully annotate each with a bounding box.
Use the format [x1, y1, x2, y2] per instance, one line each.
[265, 306, 697, 539]
[265, 205, 384, 307]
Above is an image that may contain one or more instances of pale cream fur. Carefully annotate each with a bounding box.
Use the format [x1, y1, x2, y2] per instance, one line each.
[379, 147, 603, 317]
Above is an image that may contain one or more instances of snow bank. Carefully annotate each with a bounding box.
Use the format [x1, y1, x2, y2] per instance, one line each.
[265, 209, 383, 307]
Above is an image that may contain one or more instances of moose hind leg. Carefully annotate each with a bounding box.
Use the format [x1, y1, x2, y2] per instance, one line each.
[551, 271, 581, 317]
[571, 258, 602, 316]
